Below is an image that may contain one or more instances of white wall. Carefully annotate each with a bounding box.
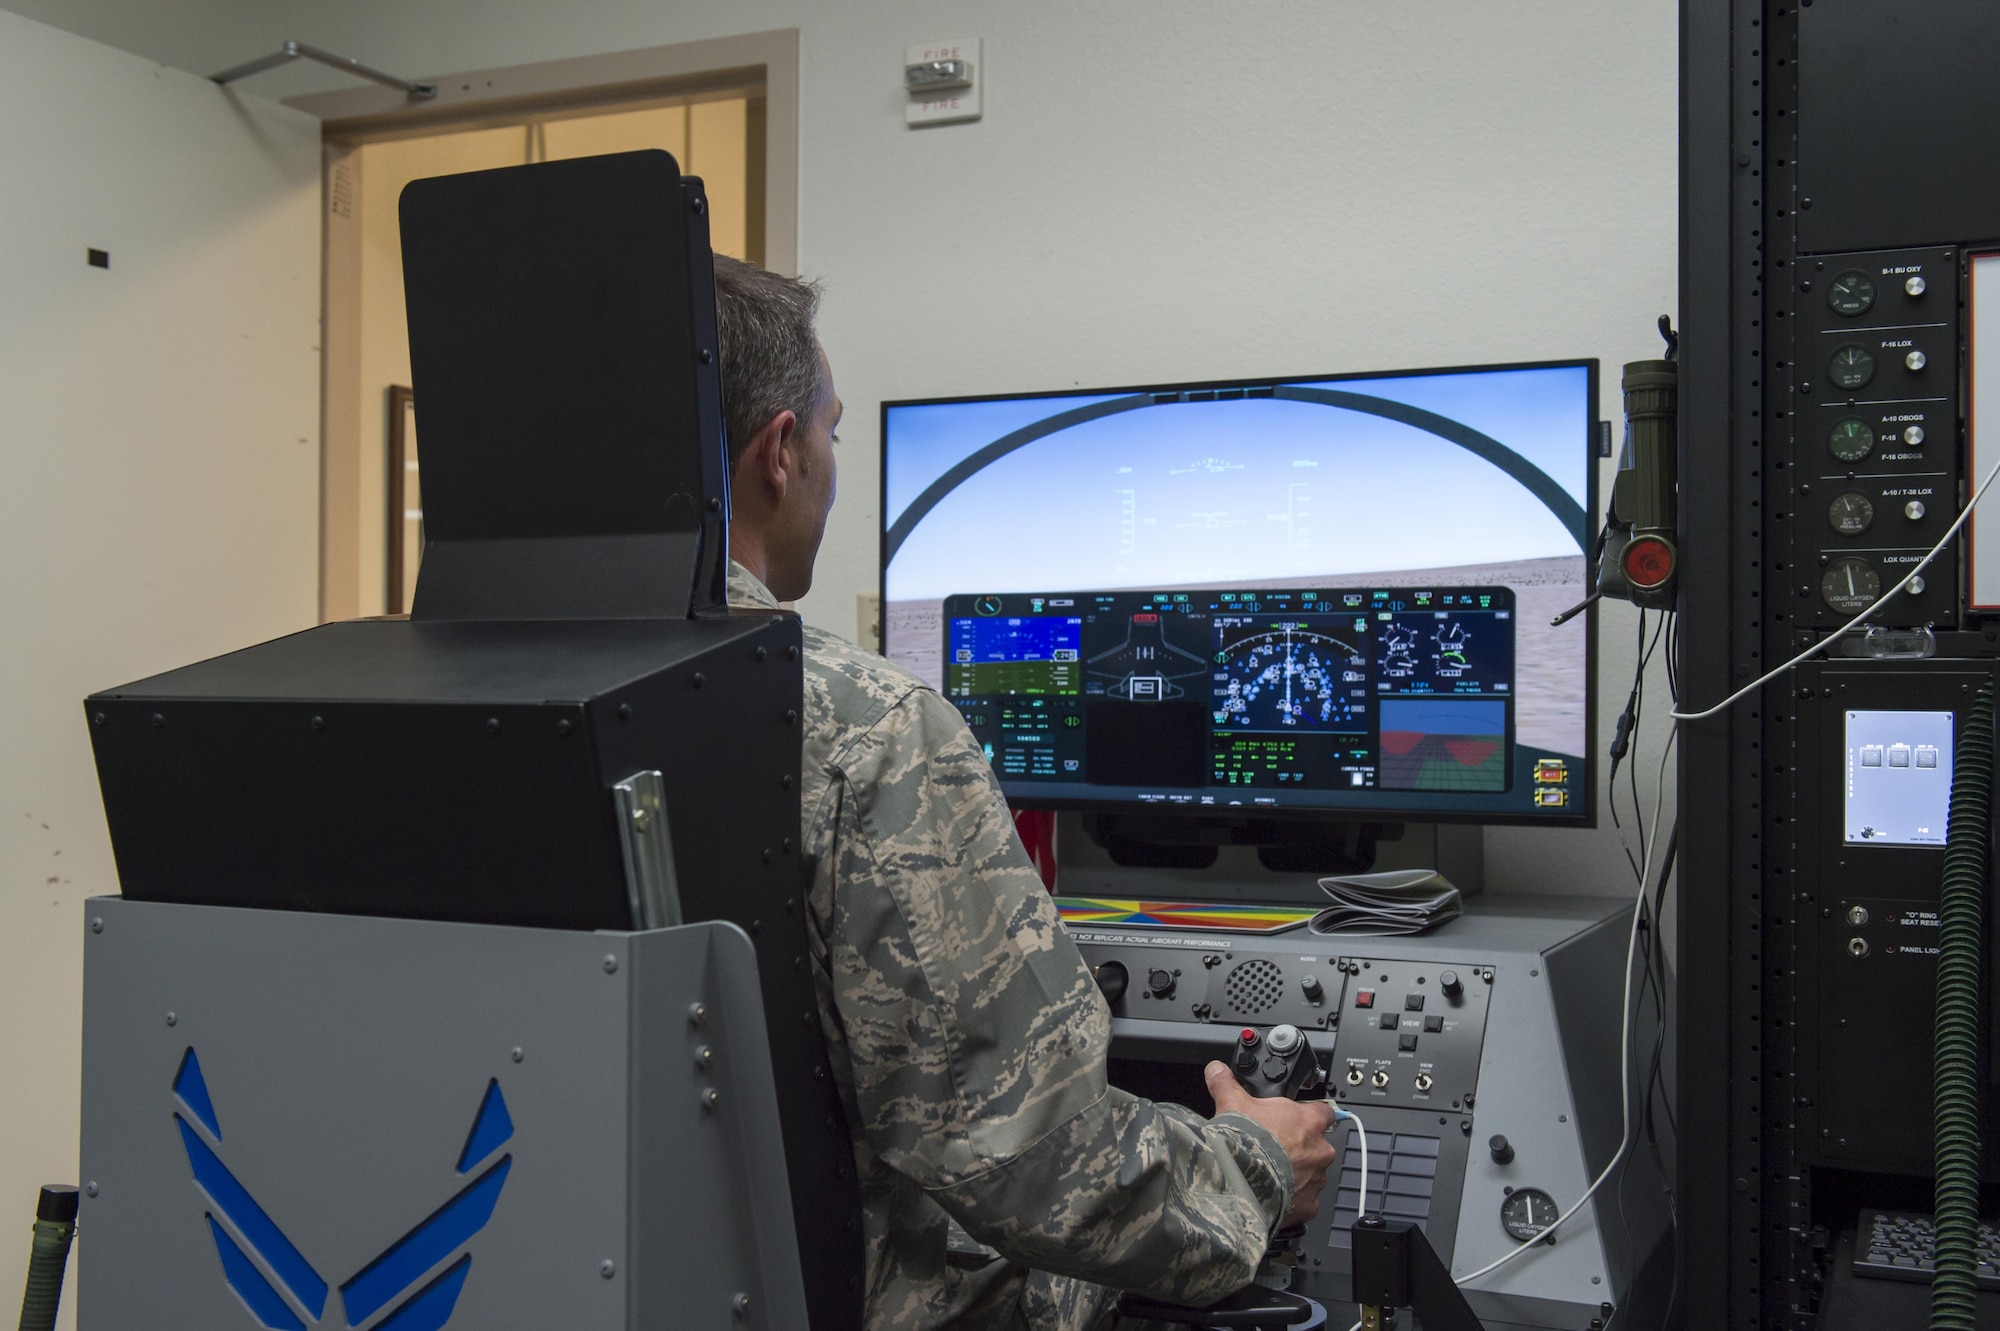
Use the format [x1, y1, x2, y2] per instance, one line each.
[0, 11, 322, 1320]
[0, 0, 1681, 895]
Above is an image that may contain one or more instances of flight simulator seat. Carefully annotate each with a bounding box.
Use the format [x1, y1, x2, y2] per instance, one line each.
[74, 152, 862, 1331]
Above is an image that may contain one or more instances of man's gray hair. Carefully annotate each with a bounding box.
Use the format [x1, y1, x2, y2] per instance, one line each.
[712, 254, 827, 465]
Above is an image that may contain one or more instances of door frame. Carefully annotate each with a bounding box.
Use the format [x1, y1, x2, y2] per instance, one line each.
[294, 30, 799, 621]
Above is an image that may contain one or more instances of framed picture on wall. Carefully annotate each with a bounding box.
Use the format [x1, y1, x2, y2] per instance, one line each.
[386, 385, 423, 614]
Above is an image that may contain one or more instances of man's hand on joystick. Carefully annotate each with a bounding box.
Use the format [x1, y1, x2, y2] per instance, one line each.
[1204, 1060, 1338, 1229]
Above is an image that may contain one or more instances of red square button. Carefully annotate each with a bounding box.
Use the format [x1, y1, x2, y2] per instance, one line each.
[1355, 989, 1375, 1009]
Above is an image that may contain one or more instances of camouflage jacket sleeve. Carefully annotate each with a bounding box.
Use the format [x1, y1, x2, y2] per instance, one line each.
[817, 685, 1293, 1306]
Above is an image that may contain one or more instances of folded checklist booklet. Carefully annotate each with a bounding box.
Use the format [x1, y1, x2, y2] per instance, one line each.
[1308, 868, 1462, 936]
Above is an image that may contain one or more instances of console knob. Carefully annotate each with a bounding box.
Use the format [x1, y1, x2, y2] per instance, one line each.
[1439, 970, 1464, 1000]
[1148, 968, 1177, 999]
[1094, 961, 1128, 1004]
[1907, 275, 1928, 297]
[1489, 1134, 1516, 1165]
[1907, 349, 1929, 372]
[1301, 974, 1324, 1002]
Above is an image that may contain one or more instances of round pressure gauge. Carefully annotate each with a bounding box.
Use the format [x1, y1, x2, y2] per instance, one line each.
[1827, 491, 1876, 536]
[1827, 270, 1877, 317]
[1822, 558, 1882, 614]
[1828, 345, 1877, 392]
[1500, 1188, 1560, 1243]
[1827, 417, 1875, 462]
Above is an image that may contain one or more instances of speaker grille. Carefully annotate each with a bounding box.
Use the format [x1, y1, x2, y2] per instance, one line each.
[1224, 958, 1283, 1015]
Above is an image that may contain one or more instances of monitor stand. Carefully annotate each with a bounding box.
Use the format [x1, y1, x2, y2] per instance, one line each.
[1055, 811, 1483, 906]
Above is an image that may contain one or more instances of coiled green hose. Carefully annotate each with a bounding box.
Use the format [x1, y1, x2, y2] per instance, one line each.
[16, 1185, 77, 1331]
[1932, 682, 1992, 1331]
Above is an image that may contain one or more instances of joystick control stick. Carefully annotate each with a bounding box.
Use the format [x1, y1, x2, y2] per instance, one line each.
[1235, 1023, 1322, 1099]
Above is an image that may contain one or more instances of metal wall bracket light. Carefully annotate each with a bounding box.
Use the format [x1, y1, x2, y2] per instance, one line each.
[211, 41, 437, 99]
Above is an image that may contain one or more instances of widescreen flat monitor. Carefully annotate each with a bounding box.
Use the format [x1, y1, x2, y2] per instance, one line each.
[879, 360, 1598, 826]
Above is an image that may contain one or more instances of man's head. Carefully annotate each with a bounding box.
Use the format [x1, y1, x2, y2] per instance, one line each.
[713, 254, 842, 602]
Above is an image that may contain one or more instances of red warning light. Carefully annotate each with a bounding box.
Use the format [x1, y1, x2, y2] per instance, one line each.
[1623, 535, 1676, 590]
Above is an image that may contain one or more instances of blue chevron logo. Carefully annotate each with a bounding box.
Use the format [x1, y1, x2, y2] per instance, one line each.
[172, 1048, 515, 1330]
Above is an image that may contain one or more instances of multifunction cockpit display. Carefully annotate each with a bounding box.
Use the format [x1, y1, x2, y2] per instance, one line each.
[881, 359, 1596, 822]
[943, 586, 1517, 808]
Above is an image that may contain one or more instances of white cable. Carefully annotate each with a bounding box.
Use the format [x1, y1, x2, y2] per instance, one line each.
[1672, 450, 2000, 722]
[1452, 727, 1675, 1287]
[1338, 1108, 1369, 1225]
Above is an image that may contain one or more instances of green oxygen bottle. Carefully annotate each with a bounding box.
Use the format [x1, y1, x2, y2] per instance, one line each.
[16, 1185, 78, 1331]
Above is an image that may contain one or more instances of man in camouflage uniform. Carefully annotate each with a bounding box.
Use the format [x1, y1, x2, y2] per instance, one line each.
[713, 255, 1338, 1330]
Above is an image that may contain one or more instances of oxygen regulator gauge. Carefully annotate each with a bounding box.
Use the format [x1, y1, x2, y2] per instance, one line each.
[1827, 270, 1877, 317]
[1500, 1187, 1560, 1243]
[1828, 345, 1877, 392]
[1827, 417, 1875, 463]
[1822, 557, 1883, 614]
[1827, 491, 1876, 536]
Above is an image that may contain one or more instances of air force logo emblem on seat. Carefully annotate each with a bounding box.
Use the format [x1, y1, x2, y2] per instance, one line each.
[171, 1048, 514, 1331]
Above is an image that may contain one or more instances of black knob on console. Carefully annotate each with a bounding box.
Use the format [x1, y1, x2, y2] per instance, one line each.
[1440, 970, 1464, 1000]
[1489, 1134, 1515, 1165]
[1095, 961, 1129, 1003]
[1148, 967, 1177, 998]
[1301, 974, 1324, 1001]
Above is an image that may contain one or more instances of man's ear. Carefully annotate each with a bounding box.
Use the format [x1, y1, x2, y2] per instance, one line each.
[734, 410, 798, 503]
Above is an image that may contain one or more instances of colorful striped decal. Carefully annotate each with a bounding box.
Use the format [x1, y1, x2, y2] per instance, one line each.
[1053, 897, 1316, 933]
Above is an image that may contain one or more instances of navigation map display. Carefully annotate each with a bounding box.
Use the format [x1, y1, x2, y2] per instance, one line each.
[881, 361, 1596, 823]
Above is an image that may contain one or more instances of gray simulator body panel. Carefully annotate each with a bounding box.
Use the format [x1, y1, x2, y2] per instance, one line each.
[1074, 895, 1667, 1331]
[79, 897, 807, 1331]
